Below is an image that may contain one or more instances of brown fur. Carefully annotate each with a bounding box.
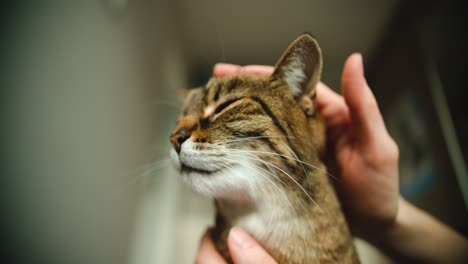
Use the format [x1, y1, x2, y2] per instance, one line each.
[171, 34, 359, 263]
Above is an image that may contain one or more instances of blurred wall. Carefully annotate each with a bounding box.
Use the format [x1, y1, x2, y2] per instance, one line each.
[177, 0, 397, 89]
[3, 2, 147, 264]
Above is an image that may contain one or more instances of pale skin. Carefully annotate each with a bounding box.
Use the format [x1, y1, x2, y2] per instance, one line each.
[195, 54, 468, 264]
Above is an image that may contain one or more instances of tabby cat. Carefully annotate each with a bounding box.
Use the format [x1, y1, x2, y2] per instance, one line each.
[170, 34, 359, 263]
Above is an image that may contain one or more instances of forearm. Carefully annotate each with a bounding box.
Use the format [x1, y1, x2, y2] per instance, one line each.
[373, 197, 468, 263]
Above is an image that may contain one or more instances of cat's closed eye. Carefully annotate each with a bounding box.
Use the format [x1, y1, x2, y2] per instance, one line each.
[213, 97, 244, 115]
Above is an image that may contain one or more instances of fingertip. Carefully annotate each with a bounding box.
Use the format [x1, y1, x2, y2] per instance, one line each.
[227, 227, 277, 264]
[198, 229, 214, 252]
[352, 53, 363, 70]
[196, 228, 227, 264]
[213, 64, 274, 78]
[341, 53, 369, 110]
[228, 227, 255, 249]
[351, 52, 363, 65]
[341, 53, 386, 139]
[342, 53, 364, 82]
[237, 65, 274, 76]
[213, 63, 241, 78]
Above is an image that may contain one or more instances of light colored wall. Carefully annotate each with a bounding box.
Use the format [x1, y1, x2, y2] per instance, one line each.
[6, 2, 144, 264]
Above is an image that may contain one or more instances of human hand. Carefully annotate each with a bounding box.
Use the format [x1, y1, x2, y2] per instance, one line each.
[321, 54, 399, 239]
[195, 227, 277, 264]
[213, 54, 400, 241]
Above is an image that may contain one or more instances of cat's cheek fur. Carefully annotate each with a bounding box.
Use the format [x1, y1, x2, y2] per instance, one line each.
[179, 140, 222, 171]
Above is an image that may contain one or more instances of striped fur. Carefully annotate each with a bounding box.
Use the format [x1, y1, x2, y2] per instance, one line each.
[170, 34, 359, 263]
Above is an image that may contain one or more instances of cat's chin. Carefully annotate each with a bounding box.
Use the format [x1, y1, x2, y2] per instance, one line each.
[181, 167, 230, 194]
[180, 164, 222, 175]
[180, 165, 254, 201]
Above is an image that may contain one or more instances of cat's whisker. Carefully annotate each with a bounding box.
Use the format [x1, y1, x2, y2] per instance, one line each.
[217, 156, 294, 210]
[210, 135, 296, 146]
[216, 160, 292, 210]
[220, 148, 341, 183]
[219, 156, 288, 192]
[212, 150, 323, 213]
[250, 156, 323, 213]
[118, 158, 173, 195]
[210, 148, 306, 210]
[282, 146, 315, 193]
[279, 142, 341, 183]
[262, 162, 308, 213]
[136, 158, 173, 179]
[258, 162, 311, 213]
[281, 143, 310, 182]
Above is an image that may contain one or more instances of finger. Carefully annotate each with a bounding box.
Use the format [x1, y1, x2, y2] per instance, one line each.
[316, 82, 350, 127]
[196, 229, 227, 264]
[341, 53, 387, 140]
[213, 64, 274, 78]
[213, 63, 242, 78]
[236, 65, 274, 76]
[227, 227, 277, 264]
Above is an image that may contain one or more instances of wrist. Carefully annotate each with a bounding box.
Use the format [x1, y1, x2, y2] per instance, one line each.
[368, 197, 468, 263]
[388, 196, 411, 234]
[361, 197, 414, 261]
[359, 196, 406, 246]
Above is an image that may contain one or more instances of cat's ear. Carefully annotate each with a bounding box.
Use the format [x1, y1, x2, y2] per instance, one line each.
[272, 33, 322, 116]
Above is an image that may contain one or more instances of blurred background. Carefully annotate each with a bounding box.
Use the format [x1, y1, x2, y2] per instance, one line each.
[2, 0, 467, 263]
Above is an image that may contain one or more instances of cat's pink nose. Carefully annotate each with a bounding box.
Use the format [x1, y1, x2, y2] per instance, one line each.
[170, 129, 190, 154]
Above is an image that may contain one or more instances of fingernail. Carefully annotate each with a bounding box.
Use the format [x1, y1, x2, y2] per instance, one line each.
[348, 52, 364, 75]
[229, 227, 254, 249]
[356, 52, 363, 59]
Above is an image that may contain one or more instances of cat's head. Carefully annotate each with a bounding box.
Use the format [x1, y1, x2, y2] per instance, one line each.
[170, 34, 325, 201]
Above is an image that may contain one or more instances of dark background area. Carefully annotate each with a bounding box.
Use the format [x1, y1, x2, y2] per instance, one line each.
[368, 0, 468, 236]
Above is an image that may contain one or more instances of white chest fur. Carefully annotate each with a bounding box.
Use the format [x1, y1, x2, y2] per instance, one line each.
[217, 195, 313, 252]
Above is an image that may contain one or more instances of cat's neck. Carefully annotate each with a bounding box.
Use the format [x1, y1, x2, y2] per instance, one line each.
[216, 194, 316, 250]
[214, 169, 357, 263]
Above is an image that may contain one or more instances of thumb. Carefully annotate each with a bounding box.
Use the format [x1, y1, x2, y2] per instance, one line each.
[341, 53, 387, 142]
[227, 227, 277, 264]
